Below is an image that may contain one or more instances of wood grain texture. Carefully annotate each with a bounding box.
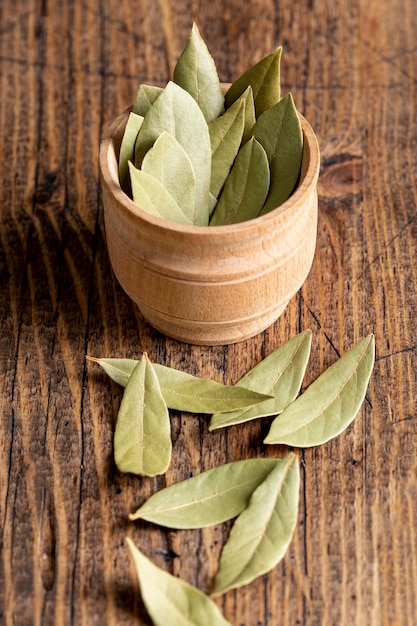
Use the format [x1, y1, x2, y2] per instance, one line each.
[0, 0, 416, 625]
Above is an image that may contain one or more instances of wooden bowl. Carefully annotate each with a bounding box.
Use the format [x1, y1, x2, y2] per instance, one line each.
[99, 106, 320, 345]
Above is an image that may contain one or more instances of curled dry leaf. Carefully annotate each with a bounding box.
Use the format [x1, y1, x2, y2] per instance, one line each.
[264, 334, 375, 447]
[114, 354, 172, 477]
[127, 539, 232, 626]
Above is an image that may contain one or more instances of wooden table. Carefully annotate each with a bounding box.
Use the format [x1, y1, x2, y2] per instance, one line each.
[1, 1, 416, 624]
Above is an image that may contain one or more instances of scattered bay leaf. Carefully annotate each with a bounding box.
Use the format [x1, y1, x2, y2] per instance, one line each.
[129, 458, 280, 528]
[209, 137, 270, 225]
[126, 539, 232, 626]
[264, 334, 375, 447]
[142, 131, 196, 223]
[119, 112, 144, 194]
[173, 23, 224, 123]
[225, 47, 282, 117]
[208, 98, 245, 198]
[212, 452, 299, 596]
[133, 84, 164, 116]
[209, 330, 312, 430]
[114, 354, 172, 476]
[252, 93, 303, 213]
[134, 81, 211, 224]
[87, 356, 272, 413]
[129, 163, 193, 224]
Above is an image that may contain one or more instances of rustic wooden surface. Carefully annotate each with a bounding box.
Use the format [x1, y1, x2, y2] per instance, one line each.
[1, 1, 416, 625]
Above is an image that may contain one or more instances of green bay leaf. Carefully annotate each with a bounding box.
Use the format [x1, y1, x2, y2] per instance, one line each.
[129, 163, 193, 224]
[240, 85, 256, 143]
[209, 330, 312, 430]
[142, 131, 196, 223]
[252, 93, 303, 213]
[127, 539, 232, 626]
[133, 84, 164, 116]
[264, 334, 375, 447]
[225, 47, 282, 117]
[87, 357, 272, 413]
[114, 355, 172, 476]
[118, 112, 144, 194]
[173, 23, 224, 123]
[209, 137, 270, 225]
[135, 81, 211, 225]
[208, 98, 245, 198]
[129, 458, 280, 527]
[212, 452, 299, 596]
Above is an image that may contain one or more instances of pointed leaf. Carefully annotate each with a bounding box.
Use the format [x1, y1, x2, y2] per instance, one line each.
[114, 355, 172, 476]
[209, 137, 270, 225]
[129, 458, 280, 527]
[173, 23, 224, 123]
[119, 112, 144, 194]
[142, 131, 196, 222]
[210, 330, 312, 430]
[240, 85, 256, 143]
[252, 93, 303, 213]
[129, 163, 193, 225]
[135, 81, 211, 224]
[87, 357, 272, 413]
[127, 540, 232, 626]
[212, 453, 299, 596]
[133, 84, 164, 116]
[208, 98, 245, 198]
[264, 335, 375, 447]
[225, 47, 282, 117]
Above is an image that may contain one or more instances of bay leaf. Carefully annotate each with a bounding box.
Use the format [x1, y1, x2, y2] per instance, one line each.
[87, 357, 272, 413]
[251, 93, 303, 213]
[240, 85, 256, 143]
[209, 329, 312, 430]
[135, 81, 211, 225]
[209, 192, 218, 217]
[114, 354, 172, 476]
[118, 112, 144, 194]
[129, 163, 193, 225]
[212, 452, 299, 596]
[208, 97, 245, 198]
[129, 458, 280, 527]
[264, 334, 375, 447]
[133, 84, 164, 116]
[225, 47, 282, 117]
[173, 23, 224, 123]
[126, 539, 232, 626]
[209, 137, 270, 225]
[142, 131, 196, 223]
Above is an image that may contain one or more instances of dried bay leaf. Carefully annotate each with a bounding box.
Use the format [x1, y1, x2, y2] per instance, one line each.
[129, 458, 280, 527]
[209, 330, 312, 430]
[119, 112, 144, 194]
[142, 131, 196, 223]
[208, 98, 245, 198]
[126, 539, 232, 626]
[264, 334, 375, 447]
[209, 137, 270, 225]
[87, 357, 272, 413]
[173, 23, 224, 123]
[212, 452, 299, 596]
[114, 354, 172, 476]
[252, 93, 303, 213]
[240, 85, 256, 143]
[129, 164, 193, 225]
[133, 84, 164, 116]
[225, 47, 282, 117]
[135, 81, 211, 225]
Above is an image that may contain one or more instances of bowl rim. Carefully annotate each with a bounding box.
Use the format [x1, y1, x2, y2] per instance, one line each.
[99, 101, 320, 238]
